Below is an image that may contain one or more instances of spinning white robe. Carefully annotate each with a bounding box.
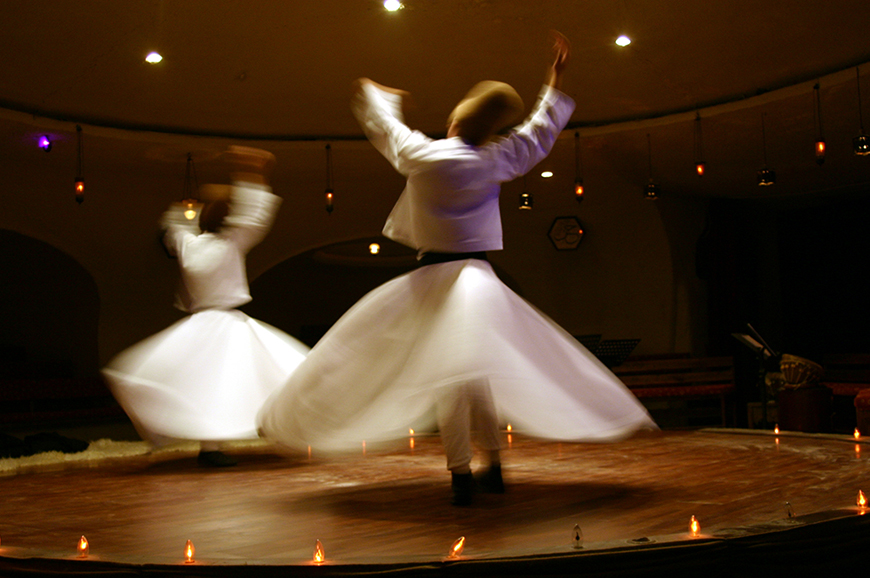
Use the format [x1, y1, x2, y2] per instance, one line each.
[103, 183, 309, 443]
[258, 84, 655, 453]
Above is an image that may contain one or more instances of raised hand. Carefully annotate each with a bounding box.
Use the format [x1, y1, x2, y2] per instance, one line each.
[547, 31, 570, 89]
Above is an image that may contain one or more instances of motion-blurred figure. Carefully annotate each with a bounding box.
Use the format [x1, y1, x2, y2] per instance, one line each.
[104, 147, 309, 466]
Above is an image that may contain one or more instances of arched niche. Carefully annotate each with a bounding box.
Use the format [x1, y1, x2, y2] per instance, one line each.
[0, 229, 101, 379]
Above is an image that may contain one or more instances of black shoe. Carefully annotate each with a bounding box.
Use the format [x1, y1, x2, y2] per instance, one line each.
[451, 472, 475, 506]
[197, 450, 237, 467]
[476, 464, 505, 494]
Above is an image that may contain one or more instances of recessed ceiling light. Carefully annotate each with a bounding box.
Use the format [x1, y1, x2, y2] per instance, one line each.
[145, 51, 163, 64]
[541, 170, 554, 178]
[615, 35, 631, 47]
[384, 0, 403, 11]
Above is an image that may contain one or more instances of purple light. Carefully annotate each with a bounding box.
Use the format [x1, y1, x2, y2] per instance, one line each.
[39, 135, 52, 151]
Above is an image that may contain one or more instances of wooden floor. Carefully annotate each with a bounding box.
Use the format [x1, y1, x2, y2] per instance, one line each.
[1, 429, 869, 570]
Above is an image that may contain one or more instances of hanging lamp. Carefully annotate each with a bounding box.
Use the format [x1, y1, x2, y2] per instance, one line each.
[325, 143, 335, 213]
[644, 134, 659, 200]
[757, 113, 776, 186]
[694, 112, 706, 176]
[74, 125, 84, 204]
[853, 67, 870, 156]
[813, 83, 826, 164]
[181, 153, 201, 221]
[574, 132, 584, 203]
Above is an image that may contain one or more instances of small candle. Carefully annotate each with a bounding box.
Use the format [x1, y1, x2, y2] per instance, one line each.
[689, 516, 700, 537]
[77, 536, 89, 558]
[448, 536, 465, 559]
[313, 539, 325, 564]
[184, 539, 195, 563]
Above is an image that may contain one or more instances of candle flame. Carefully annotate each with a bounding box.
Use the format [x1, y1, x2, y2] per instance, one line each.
[409, 428, 414, 436]
[506, 424, 512, 432]
[184, 539, 195, 563]
[77, 536, 89, 558]
[855, 428, 861, 440]
[859, 490, 867, 508]
[774, 425, 780, 435]
[313, 539, 325, 564]
[689, 516, 700, 537]
[448, 536, 465, 559]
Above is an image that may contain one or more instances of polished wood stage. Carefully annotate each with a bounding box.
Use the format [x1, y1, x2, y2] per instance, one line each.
[1, 429, 868, 576]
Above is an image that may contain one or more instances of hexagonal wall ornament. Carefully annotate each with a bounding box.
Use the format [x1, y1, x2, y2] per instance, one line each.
[548, 216, 584, 250]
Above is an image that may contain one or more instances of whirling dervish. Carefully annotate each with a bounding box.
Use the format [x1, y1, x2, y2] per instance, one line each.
[103, 146, 309, 466]
[259, 33, 655, 503]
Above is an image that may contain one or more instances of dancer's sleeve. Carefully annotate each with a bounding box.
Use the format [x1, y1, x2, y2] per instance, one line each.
[221, 182, 282, 253]
[160, 204, 200, 256]
[488, 85, 575, 182]
[351, 83, 431, 176]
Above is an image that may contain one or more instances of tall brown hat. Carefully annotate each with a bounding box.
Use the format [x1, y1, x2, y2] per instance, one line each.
[197, 184, 232, 233]
[448, 81, 524, 146]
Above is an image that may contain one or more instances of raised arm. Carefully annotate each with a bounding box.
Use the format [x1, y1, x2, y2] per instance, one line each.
[353, 77, 410, 100]
[487, 33, 575, 182]
[545, 31, 570, 90]
[220, 146, 281, 253]
[352, 78, 430, 175]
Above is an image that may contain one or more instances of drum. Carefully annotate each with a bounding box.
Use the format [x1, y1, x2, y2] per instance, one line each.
[779, 354, 824, 389]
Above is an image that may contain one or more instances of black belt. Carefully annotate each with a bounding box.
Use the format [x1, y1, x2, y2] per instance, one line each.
[418, 251, 488, 267]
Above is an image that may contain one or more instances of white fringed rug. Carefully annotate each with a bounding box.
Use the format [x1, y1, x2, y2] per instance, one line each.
[0, 437, 270, 476]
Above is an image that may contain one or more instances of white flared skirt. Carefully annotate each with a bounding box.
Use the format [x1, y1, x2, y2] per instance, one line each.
[258, 259, 655, 452]
[103, 309, 309, 443]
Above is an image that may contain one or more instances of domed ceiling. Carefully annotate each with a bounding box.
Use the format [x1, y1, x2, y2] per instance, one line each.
[2, 0, 870, 202]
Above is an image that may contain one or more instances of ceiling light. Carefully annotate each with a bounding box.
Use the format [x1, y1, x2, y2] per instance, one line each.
[540, 170, 553, 178]
[145, 51, 163, 64]
[384, 0, 403, 11]
[615, 35, 631, 47]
